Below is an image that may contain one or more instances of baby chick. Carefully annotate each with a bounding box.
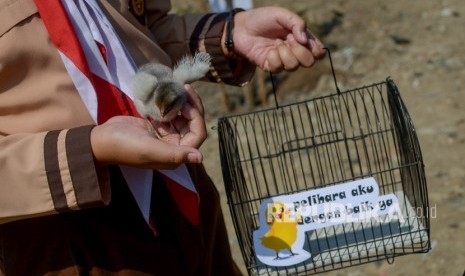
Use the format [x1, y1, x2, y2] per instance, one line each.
[132, 51, 212, 123]
[260, 202, 299, 260]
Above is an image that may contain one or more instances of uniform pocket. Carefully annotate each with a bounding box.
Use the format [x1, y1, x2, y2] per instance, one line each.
[0, 0, 38, 37]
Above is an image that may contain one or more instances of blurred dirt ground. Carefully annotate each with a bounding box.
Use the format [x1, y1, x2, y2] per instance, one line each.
[172, 0, 465, 275]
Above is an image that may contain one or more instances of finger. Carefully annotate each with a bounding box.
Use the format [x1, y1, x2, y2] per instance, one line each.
[152, 121, 175, 137]
[288, 35, 315, 68]
[147, 143, 203, 168]
[179, 102, 207, 148]
[144, 118, 163, 139]
[180, 130, 206, 149]
[264, 48, 284, 73]
[306, 30, 326, 59]
[179, 101, 200, 121]
[272, 7, 308, 45]
[179, 99, 205, 132]
[184, 84, 204, 117]
[125, 133, 202, 169]
[278, 43, 299, 72]
[169, 147, 203, 165]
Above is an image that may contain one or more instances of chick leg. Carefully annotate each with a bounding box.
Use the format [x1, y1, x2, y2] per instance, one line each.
[289, 249, 299, 256]
[145, 118, 162, 139]
[273, 252, 281, 260]
[145, 118, 179, 144]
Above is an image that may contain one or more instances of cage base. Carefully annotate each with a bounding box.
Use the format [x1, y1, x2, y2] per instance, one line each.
[252, 191, 429, 275]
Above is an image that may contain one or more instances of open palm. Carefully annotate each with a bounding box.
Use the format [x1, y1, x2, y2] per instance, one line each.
[90, 85, 206, 170]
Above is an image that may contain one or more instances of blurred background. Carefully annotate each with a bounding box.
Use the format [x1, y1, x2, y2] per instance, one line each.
[171, 0, 465, 275]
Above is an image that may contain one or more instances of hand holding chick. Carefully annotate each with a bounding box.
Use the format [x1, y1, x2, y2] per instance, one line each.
[132, 52, 212, 123]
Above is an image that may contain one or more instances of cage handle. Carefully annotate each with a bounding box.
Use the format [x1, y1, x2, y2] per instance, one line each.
[269, 47, 342, 109]
[324, 47, 342, 95]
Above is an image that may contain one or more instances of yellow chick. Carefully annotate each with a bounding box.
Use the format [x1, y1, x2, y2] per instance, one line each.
[260, 202, 299, 260]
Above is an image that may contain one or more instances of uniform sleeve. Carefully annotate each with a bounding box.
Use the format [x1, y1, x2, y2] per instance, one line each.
[0, 126, 110, 225]
[145, 0, 256, 86]
[0, 1, 111, 225]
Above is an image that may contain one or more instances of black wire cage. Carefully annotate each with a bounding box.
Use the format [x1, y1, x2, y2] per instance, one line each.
[217, 74, 430, 275]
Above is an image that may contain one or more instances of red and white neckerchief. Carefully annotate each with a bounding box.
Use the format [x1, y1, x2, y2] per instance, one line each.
[33, 0, 200, 231]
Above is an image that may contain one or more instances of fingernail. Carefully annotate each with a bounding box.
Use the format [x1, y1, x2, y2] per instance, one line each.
[187, 152, 202, 163]
[301, 32, 307, 41]
[309, 38, 317, 49]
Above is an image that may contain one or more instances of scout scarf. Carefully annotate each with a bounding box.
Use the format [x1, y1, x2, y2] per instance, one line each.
[33, 0, 200, 230]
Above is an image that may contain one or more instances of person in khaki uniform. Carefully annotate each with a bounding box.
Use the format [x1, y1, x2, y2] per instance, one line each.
[0, 0, 325, 275]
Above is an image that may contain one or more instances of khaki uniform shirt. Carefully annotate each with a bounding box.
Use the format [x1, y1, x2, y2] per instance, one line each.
[0, 0, 253, 274]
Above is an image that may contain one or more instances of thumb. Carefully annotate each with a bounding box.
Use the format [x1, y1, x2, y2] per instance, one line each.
[160, 144, 204, 165]
[184, 150, 203, 164]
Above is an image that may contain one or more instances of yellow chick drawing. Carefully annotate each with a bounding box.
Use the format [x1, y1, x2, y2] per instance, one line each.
[260, 202, 299, 260]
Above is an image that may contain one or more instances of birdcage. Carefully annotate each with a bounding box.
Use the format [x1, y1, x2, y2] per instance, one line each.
[217, 54, 430, 275]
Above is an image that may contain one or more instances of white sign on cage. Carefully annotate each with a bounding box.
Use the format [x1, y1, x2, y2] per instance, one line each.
[253, 177, 403, 267]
